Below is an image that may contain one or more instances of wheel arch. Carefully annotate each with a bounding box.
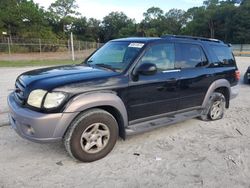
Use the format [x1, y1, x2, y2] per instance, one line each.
[57, 91, 128, 140]
[98, 105, 126, 139]
[202, 79, 231, 109]
[214, 87, 230, 108]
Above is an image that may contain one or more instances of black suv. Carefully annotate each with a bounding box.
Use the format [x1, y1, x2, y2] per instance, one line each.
[8, 35, 239, 162]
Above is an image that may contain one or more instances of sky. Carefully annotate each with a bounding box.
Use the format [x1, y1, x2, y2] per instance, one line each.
[33, 0, 204, 22]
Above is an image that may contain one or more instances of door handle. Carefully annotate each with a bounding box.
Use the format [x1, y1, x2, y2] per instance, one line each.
[166, 78, 178, 83]
[205, 74, 214, 78]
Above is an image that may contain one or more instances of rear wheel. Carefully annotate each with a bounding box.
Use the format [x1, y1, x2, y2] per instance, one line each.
[200, 92, 226, 121]
[64, 109, 118, 162]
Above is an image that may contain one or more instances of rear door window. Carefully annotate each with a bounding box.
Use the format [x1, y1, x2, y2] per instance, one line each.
[175, 43, 208, 69]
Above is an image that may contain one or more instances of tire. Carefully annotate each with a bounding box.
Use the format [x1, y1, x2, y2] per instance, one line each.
[64, 109, 118, 162]
[200, 92, 226, 121]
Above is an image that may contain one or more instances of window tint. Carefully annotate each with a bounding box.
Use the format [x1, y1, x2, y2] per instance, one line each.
[175, 43, 208, 68]
[211, 45, 235, 66]
[139, 43, 175, 71]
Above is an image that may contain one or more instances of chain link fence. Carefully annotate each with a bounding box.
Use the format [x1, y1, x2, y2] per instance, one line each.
[231, 44, 250, 57]
[0, 37, 250, 61]
[0, 36, 102, 61]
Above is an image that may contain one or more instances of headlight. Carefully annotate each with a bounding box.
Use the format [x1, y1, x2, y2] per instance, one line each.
[43, 92, 66, 109]
[27, 89, 67, 109]
[27, 89, 47, 108]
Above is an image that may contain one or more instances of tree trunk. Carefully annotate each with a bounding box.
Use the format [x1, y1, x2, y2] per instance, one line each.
[209, 19, 215, 38]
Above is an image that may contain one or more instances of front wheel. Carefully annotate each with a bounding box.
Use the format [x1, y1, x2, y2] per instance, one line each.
[64, 109, 118, 162]
[200, 92, 226, 121]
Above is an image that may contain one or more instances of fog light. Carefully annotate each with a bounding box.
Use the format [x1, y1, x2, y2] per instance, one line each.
[24, 125, 35, 136]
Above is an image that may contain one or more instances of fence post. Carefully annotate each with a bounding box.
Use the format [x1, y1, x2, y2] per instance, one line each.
[68, 39, 70, 55]
[78, 41, 81, 53]
[7, 37, 11, 55]
[240, 44, 243, 56]
[70, 32, 75, 61]
[39, 38, 42, 54]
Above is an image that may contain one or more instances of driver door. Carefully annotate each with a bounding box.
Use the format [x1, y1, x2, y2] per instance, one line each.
[127, 42, 180, 121]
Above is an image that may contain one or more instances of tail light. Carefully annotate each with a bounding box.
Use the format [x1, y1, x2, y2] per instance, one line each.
[235, 70, 240, 81]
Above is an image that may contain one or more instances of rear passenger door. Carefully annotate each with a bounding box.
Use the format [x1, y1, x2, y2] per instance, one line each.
[175, 42, 213, 110]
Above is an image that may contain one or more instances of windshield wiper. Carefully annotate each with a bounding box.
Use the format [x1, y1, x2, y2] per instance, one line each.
[94, 63, 117, 72]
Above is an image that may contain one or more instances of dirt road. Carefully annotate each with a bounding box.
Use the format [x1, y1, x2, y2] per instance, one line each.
[0, 57, 250, 188]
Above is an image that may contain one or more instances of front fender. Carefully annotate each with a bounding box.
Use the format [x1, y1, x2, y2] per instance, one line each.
[54, 91, 128, 139]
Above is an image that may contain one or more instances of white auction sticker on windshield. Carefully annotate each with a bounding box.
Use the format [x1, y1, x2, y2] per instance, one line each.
[128, 43, 144, 48]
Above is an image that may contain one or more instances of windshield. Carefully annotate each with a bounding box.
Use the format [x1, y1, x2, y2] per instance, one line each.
[86, 41, 144, 72]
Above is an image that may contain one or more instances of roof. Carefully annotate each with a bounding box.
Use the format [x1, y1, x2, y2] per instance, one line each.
[111, 35, 227, 46]
[161, 35, 224, 44]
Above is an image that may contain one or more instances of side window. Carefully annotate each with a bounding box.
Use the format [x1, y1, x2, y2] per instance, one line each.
[211, 45, 235, 66]
[139, 43, 175, 71]
[175, 43, 208, 69]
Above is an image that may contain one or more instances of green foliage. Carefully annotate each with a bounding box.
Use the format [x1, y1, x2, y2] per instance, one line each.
[100, 12, 136, 41]
[140, 7, 187, 37]
[231, 0, 250, 43]
[49, 0, 79, 33]
[0, 0, 56, 39]
[183, 0, 242, 43]
[49, 0, 79, 19]
[0, 0, 250, 43]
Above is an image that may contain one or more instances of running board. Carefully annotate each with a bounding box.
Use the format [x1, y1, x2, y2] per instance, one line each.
[125, 109, 202, 136]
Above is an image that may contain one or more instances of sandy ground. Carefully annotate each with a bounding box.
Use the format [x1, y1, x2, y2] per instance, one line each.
[0, 57, 250, 188]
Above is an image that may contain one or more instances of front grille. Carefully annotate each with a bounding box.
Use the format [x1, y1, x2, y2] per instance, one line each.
[14, 79, 26, 104]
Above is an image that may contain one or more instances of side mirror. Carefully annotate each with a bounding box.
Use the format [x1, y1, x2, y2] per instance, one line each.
[135, 63, 157, 76]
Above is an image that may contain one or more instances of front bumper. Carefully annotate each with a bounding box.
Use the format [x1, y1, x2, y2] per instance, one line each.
[8, 93, 77, 143]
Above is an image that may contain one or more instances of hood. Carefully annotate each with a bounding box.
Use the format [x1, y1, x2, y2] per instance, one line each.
[17, 64, 121, 95]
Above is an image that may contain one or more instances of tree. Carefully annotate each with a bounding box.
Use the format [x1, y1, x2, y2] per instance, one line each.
[140, 7, 167, 37]
[100, 12, 136, 42]
[231, 0, 250, 43]
[165, 9, 186, 34]
[85, 18, 101, 41]
[71, 17, 87, 39]
[0, 0, 55, 39]
[182, 7, 208, 37]
[49, 0, 79, 33]
[143, 7, 164, 21]
[0, 0, 22, 37]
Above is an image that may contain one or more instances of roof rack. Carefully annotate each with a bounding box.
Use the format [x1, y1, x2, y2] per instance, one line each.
[161, 34, 223, 43]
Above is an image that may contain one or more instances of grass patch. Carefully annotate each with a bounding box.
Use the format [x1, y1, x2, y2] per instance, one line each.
[0, 60, 82, 67]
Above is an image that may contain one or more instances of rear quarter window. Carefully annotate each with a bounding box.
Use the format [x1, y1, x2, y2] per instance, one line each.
[210, 45, 236, 67]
